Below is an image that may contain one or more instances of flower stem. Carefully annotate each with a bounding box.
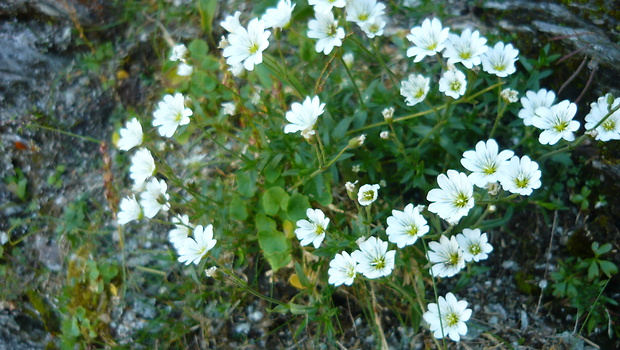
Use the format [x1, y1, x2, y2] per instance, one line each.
[489, 77, 505, 139]
[339, 54, 365, 107]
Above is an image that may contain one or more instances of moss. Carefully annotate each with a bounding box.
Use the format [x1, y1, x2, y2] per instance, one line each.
[566, 228, 594, 259]
[515, 270, 540, 295]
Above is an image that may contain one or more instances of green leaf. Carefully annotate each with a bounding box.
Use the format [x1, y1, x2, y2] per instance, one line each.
[230, 195, 248, 221]
[263, 154, 285, 183]
[599, 260, 618, 277]
[595, 242, 612, 255]
[261, 186, 289, 216]
[258, 228, 292, 272]
[188, 39, 209, 59]
[294, 261, 312, 288]
[237, 171, 257, 197]
[255, 213, 276, 233]
[287, 193, 311, 221]
[288, 302, 316, 315]
[588, 262, 599, 280]
[197, 0, 218, 37]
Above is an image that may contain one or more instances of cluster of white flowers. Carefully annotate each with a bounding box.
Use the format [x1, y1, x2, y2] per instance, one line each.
[427, 229, 493, 278]
[520, 89, 620, 144]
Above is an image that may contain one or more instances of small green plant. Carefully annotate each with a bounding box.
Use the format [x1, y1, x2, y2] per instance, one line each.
[551, 242, 618, 336]
[4, 168, 28, 201]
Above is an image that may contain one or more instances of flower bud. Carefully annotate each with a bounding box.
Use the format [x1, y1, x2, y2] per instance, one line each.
[345, 180, 358, 200]
[382, 107, 394, 123]
[348, 134, 366, 148]
[380, 131, 389, 140]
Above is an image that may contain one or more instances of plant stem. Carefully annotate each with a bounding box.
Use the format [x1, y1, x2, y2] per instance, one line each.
[339, 54, 364, 107]
[489, 77, 504, 139]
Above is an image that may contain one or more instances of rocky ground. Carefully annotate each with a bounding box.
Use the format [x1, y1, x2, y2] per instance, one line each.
[1, 0, 619, 349]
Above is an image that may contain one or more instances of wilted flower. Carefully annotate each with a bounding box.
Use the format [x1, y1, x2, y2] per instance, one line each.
[117, 118, 143, 151]
[177, 224, 217, 266]
[170, 44, 188, 61]
[295, 208, 330, 248]
[406, 18, 450, 62]
[423, 292, 472, 342]
[222, 101, 236, 116]
[307, 10, 345, 55]
[351, 237, 396, 279]
[500, 88, 519, 103]
[357, 183, 380, 206]
[386, 204, 429, 248]
[400, 74, 430, 106]
[328, 251, 358, 286]
[152, 93, 193, 138]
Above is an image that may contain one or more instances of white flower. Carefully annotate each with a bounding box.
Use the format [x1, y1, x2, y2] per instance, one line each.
[205, 266, 218, 277]
[222, 18, 271, 71]
[357, 183, 380, 206]
[497, 155, 541, 196]
[343, 52, 355, 68]
[309, 0, 346, 13]
[129, 148, 155, 188]
[351, 237, 396, 279]
[284, 96, 325, 139]
[221, 11, 242, 34]
[152, 93, 193, 138]
[382, 107, 394, 121]
[481, 42, 519, 77]
[400, 74, 430, 106]
[532, 100, 580, 145]
[455, 228, 493, 262]
[140, 178, 170, 219]
[427, 235, 465, 278]
[359, 15, 386, 38]
[169, 214, 193, 249]
[500, 88, 519, 103]
[328, 251, 358, 286]
[438, 69, 467, 99]
[307, 10, 345, 55]
[386, 203, 429, 248]
[170, 44, 188, 61]
[177, 62, 193, 76]
[346, 0, 386, 25]
[262, 0, 296, 29]
[295, 208, 329, 248]
[222, 101, 236, 116]
[584, 93, 620, 141]
[177, 224, 217, 266]
[460, 139, 514, 188]
[427, 170, 474, 225]
[518, 89, 556, 126]
[380, 130, 389, 139]
[406, 18, 450, 63]
[423, 292, 472, 342]
[117, 118, 143, 151]
[442, 29, 488, 69]
[117, 195, 142, 225]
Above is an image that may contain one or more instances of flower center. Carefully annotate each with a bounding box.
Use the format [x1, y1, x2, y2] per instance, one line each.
[553, 120, 569, 132]
[327, 23, 338, 37]
[362, 191, 375, 202]
[482, 163, 497, 175]
[370, 257, 386, 270]
[314, 224, 325, 235]
[414, 88, 425, 98]
[603, 119, 616, 131]
[406, 225, 418, 236]
[447, 252, 461, 267]
[469, 243, 482, 256]
[515, 174, 530, 189]
[453, 193, 470, 209]
[249, 43, 260, 55]
[450, 81, 462, 92]
[492, 63, 506, 72]
[358, 13, 369, 21]
[459, 51, 472, 60]
[445, 312, 460, 327]
[427, 42, 437, 51]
